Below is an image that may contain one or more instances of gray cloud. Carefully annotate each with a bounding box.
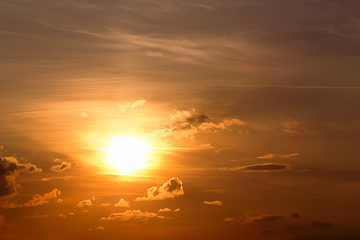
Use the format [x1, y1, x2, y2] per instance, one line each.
[221, 163, 290, 172]
[311, 221, 332, 228]
[160, 109, 246, 139]
[245, 212, 301, 224]
[250, 214, 284, 223]
[1, 188, 61, 208]
[291, 212, 301, 219]
[135, 177, 184, 201]
[50, 159, 71, 173]
[0, 157, 42, 199]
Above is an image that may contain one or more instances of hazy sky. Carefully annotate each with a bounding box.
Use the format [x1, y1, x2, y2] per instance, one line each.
[1, 1, 360, 240]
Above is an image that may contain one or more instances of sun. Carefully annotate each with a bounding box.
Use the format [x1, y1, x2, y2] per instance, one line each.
[105, 136, 152, 174]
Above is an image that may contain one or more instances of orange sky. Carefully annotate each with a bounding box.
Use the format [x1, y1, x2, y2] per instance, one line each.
[1, 1, 360, 240]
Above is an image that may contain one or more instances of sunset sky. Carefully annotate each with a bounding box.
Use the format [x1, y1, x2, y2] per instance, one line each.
[1, 1, 360, 239]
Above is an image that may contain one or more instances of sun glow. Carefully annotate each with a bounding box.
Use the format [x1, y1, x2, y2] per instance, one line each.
[105, 136, 152, 174]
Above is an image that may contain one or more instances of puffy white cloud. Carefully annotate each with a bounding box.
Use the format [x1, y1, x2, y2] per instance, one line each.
[100, 210, 163, 221]
[203, 200, 223, 206]
[100, 203, 111, 207]
[114, 198, 130, 208]
[158, 208, 172, 212]
[135, 177, 184, 201]
[77, 199, 92, 208]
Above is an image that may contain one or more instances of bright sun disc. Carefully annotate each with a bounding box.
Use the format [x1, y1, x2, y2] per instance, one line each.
[105, 136, 152, 174]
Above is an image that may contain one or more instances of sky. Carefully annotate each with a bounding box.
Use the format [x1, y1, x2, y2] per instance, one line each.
[1, 0, 360, 239]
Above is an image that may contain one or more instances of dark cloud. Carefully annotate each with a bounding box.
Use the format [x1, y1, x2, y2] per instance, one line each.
[251, 214, 284, 223]
[245, 211, 301, 224]
[0, 157, 42, 199]
[221, 163, 290, 172]
[135, 177, 184, 201]
[1, 188, 61, 208]
[291, 212, 301, 219]
[50, 159, 71, 173]
[311, 221, 332, 228]
[242, 163, 290, 172]
[259, 224, 305, 234]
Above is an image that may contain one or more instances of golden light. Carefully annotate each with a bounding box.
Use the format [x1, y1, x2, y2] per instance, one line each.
[105, 136, 152, 174]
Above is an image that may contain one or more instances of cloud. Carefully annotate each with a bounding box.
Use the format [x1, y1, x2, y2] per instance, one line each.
[198, 118, 246, 133]
[224, 217, 235, 222]
[135, 177, 184, 201]
[311, 221, 332, 227]
[77, 199, 93, 208]
[158, 208, 172, 212]
[114, 198, 130, 208]
[2, 188, 61, 208]
[290, 212, 301, 219]
[50, 159, 71, 173]
[221, 163, 290, 172]
[245, 212, 301, 224]
[95, 227, 104, 230]
[159, 109, 246, 139]
[281, 120, 301, 133]
[100, 203, 111, 206]
[247, 214, 285, 223]
[257, 153, 300, 159]
[100, 210, 163, 221]
[131, 99, 146, 108]
[22, 188, 61, 207]
[80, 112, 88, 118]
[203, 200, 223, 206]
[0, 215, 5, 226]
[0, 157, 42, 199]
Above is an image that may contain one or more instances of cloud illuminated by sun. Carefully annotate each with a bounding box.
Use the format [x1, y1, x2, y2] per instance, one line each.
[105, 136, 152, 174]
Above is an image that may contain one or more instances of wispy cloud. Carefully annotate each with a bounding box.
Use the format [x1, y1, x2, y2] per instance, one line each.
[221, 163, 290, 172]
[203, 200, 223, 206]
[257, 153, 299, 159]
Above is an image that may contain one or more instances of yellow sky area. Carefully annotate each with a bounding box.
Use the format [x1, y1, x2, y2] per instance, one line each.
[4, 98, 213, 176]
